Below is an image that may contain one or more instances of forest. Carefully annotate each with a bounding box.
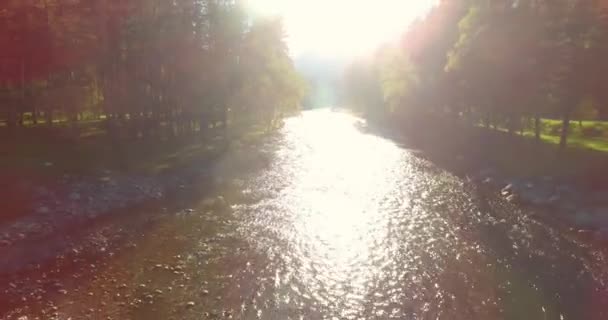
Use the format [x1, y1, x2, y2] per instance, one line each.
[342, 0, 608, 150]
[0, 0, 305, 142]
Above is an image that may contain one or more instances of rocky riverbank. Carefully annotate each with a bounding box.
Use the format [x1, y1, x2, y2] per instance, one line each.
[0, 133, 272, 276]
[0, 157, 246, 278]
[471, 167, 608, 239]
[1, 170, 193, 248]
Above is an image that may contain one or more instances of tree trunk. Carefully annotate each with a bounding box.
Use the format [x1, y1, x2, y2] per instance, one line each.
[7, 103, 17, 129]
[559, 113, 570, 149]
[32, 107, 38, 125]
[534, 114, 541, 142]
[46, 110, 53, 127]
[507, 116, 514, 135]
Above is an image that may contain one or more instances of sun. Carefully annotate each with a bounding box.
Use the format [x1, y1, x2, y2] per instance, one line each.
[245, 0, 437, 59]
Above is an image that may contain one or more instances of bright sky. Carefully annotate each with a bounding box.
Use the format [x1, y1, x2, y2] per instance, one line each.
[246, 0, 437, 60]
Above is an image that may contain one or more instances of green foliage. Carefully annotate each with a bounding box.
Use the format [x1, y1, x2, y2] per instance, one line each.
[343, 0, 608, 149]
[378, 47, 418, 114]
[0, 0, 305, 138]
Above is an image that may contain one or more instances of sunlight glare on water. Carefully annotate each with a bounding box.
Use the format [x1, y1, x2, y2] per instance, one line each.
[231, 110, 608, 319]
[242, 110, 417, 318]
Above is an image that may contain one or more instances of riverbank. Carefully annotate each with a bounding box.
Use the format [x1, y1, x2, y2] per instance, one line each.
[364, 115, 608, 237]
[0, 126, 274, 274]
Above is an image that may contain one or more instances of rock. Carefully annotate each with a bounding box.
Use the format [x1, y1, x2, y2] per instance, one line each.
[69, 193, 81, 200]
[506, 194, 518, 203]
[519, 187, 555, 206]
[594, 229, 608, 242]
[0, 239, 11, 247]
[37, 206, 50, 214]
[35, 187, 49, 196]
[202, 198, 215, 207]
[548, 194, 561, 204]
[501, 184, 515, 195]
[215, 196, 228, 209]
[43, 162, 54, 167]
[482, 177, 494, 185]
[186, 301, 196, 308]
[503, 183, 515, 190]
[572, 210, 595, 229]
[231, 179, 245, 187]
[51, 282, 63, 289]
[588, 191, 608, 205]
[477, 167, 496, 177]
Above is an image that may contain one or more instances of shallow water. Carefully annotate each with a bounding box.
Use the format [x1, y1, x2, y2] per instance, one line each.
[4, 110, 608, 320]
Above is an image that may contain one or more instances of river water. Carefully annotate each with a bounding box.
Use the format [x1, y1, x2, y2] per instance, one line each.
[4, 110, 608, 319]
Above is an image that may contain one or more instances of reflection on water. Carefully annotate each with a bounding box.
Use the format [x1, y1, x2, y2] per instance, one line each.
[5, 110, 608, 320]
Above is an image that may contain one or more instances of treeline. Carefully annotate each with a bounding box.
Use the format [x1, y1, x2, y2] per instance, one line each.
[0, 0, 306, 139]
[341, 0, 608, 148]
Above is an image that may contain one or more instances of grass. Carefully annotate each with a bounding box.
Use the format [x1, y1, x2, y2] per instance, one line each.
[0, 117, 275, 179]
[526, 119, 608, 152]
[0, 126, 227, 178]
[403, 117, 608, 187]
[490, 119, 608, 152]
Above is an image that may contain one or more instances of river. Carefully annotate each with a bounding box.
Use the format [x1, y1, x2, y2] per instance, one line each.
[4, 109, 608, 320]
